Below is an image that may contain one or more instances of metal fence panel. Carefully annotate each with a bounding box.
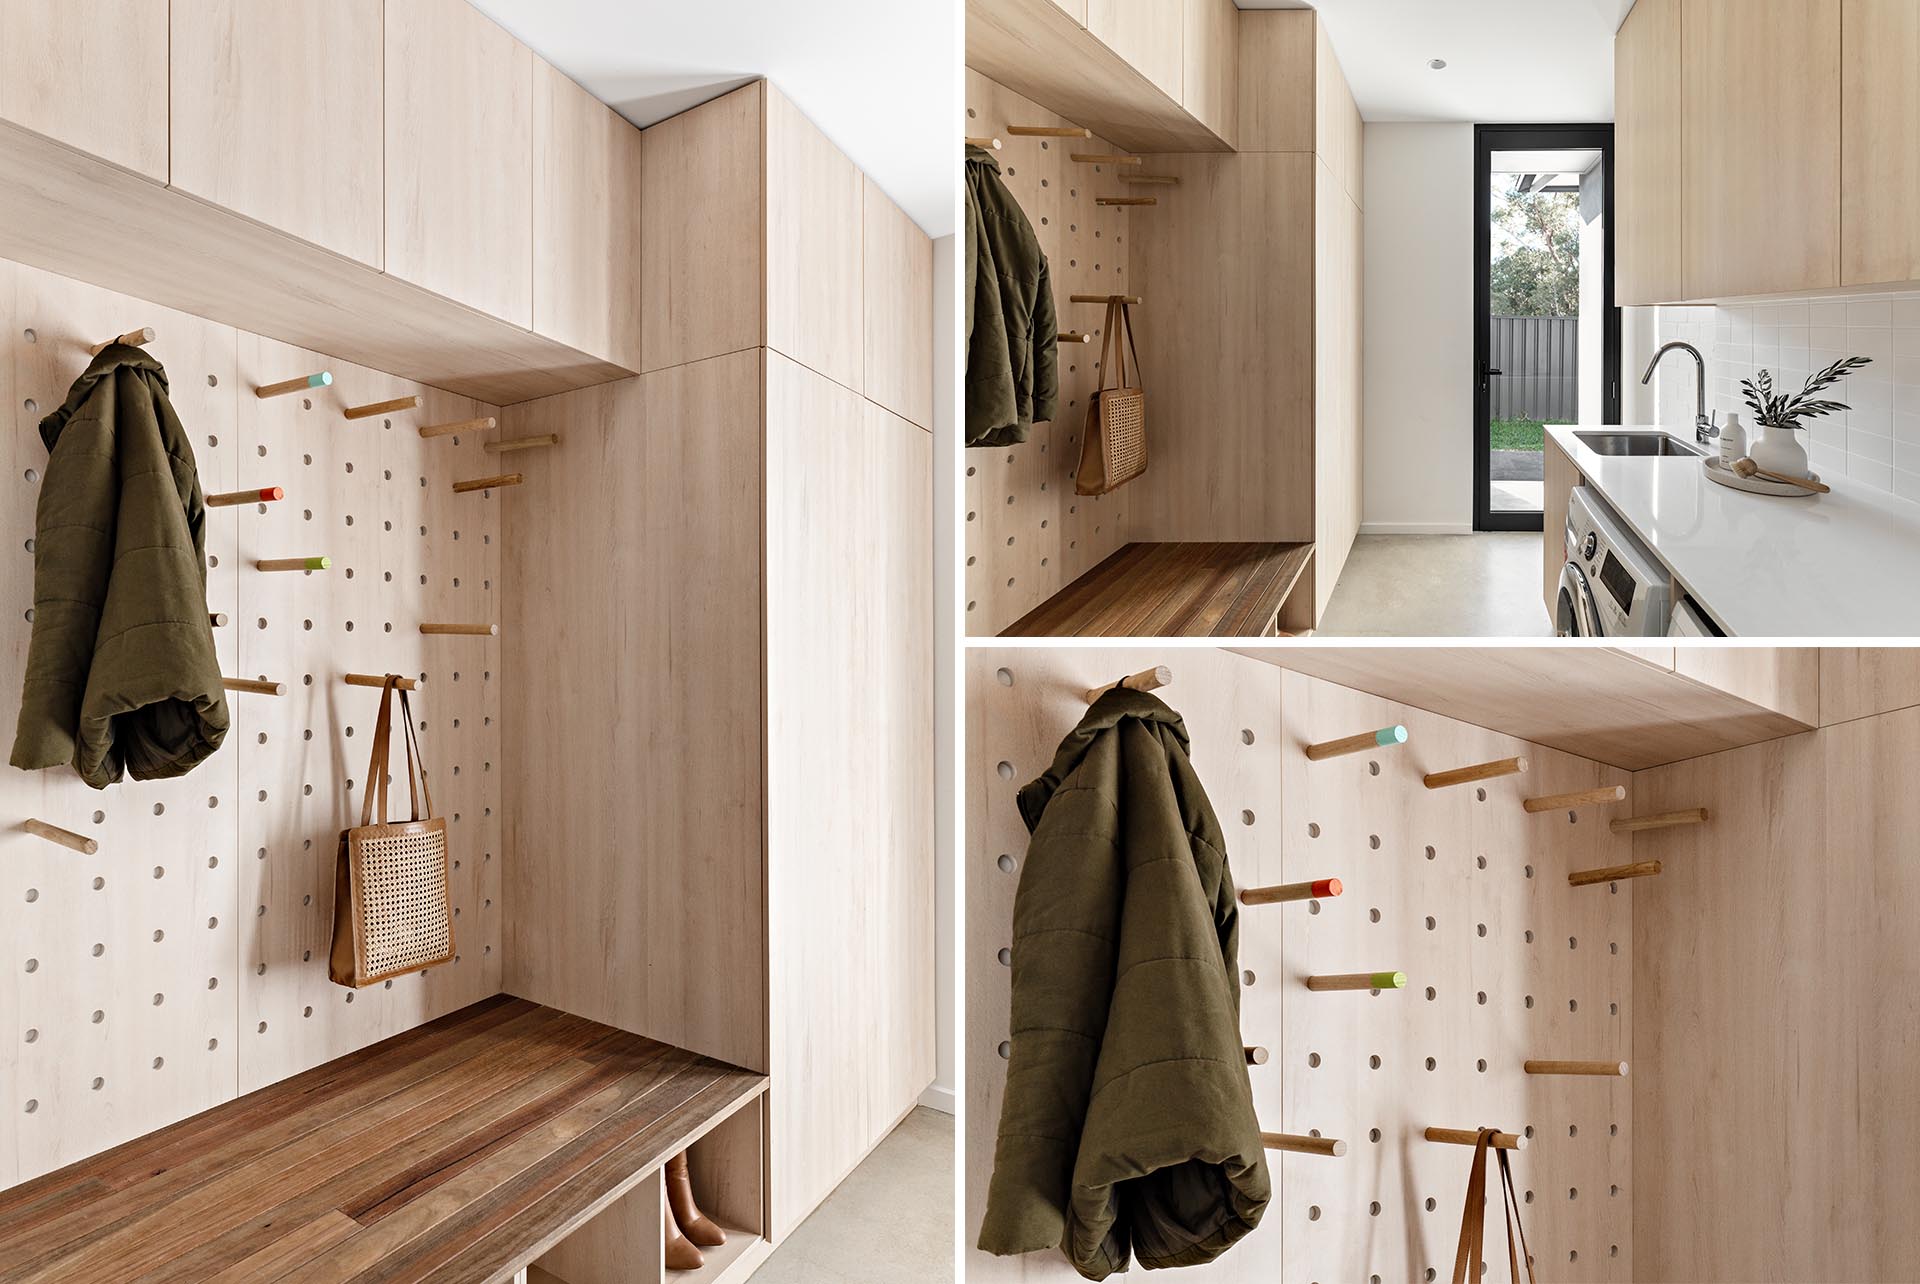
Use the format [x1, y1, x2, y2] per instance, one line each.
[1490, 315, 1578, 421]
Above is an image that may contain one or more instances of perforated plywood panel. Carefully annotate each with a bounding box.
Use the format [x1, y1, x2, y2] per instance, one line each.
[968, 649, 1633, 1283]
[965, 71, 1134, 636]
[0, 262, 501, 1189]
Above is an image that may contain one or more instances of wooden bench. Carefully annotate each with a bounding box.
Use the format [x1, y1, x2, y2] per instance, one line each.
[0, 996, 767, 1284]
[1004, 541, 1316, 637]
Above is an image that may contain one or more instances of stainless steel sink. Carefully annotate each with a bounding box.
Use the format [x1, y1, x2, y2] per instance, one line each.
[1573, 431, 1705, 458]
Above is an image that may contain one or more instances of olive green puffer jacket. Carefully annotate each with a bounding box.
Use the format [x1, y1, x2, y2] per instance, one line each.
[10, 344, 228, 788]
[979, 688, 1269, 1278]
[966, 142, 1059, 447]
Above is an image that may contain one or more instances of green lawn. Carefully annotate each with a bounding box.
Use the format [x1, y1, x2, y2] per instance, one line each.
[1491, 418, 1545, 451]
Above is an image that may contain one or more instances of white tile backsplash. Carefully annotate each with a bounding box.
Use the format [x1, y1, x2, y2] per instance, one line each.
[1654, 292, 1920, 497]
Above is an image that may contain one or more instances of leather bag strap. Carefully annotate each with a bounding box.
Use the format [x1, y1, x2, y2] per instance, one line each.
[1096, 297, 1122, 393]
[396, 686, 434, 821]
[1452, 1128, 1493, 1284]
[1497, 1147, 1537, 1284]
[1115, 300, 1142, 391]
[359, 677, 397, 827]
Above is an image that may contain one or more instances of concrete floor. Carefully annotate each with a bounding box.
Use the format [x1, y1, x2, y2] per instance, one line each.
[751, 1107, 953, 1283]
[1317, 534, 1554, 637]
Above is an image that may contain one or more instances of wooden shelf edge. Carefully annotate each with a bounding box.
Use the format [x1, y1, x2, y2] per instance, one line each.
[1001, 541, 1316, 638]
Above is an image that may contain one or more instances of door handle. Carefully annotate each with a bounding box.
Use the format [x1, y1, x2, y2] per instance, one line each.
[1478, 361, 1504, 392]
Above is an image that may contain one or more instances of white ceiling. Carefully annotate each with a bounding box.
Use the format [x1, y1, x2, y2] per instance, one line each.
[466, 0, 957, 238]
[1237, 0, 1632, 124]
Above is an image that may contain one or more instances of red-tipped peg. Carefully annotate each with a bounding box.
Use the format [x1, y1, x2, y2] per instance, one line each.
[1241, 877, 1344, 907]
[1312, 877, 1342, 898]
[206, 485, 287, 509]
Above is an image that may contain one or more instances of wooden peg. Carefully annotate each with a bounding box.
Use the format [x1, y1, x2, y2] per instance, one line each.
[1423, 756, 1528, 790]
[1069, 153, 1143, 165]
[89, 327, 154, 356]
[1569, 860, 1663, 888]
[1305, 725, 1408, 761]
[1425, 1127, 1526, 1151]
[1609, 807, 1709, 834]
[1057, 332, 1092, 344]
[1085, 665, 1170, 703]
[1523, 784, 1627, 814]
[1261, 1132, 1346, 1158]
[1524, 1059, 1628, 1077]
[1071, 294, 1143, 304]
[205, 486, 284, 508]
[965, 136, 1002, 150]
[418, 416, 497, 439]
[452, 473, 524, 494]
[254, 371, 331, 399]
[23, 818, 97, 855]
[485, 434, 560, 454]
[342, 395, 420, 420]
[1122, 174, 1181, 185]
[1306, 971, 1407, 993]
[419, 623, 497, 636]
[344, 673, 423, 691]
[222, 677, 285, 696]
[256, 556, 329, 572]
[1095, 197, 1157, 206]
[1240, 878, 1341, 906]
[1007, 124, 1092, 138]
[1245, 1046, 1269, 1066]
[208, 612, 228, 628]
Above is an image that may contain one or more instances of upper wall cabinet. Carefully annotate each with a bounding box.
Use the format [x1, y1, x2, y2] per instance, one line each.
[766, 88, 865, 394]
[170, 0, 384, 269]
[1085, 0, 1185, 105]
[0, 0, 167, 182]
[863, 177, 935, 430]
[1184, 0, 1241, 148]
[533, 61, 645, 371]
[385, 0, 534, 327]
[1614, 0, 1683, 304]
[1841, 0, 1920, 286]
[1681, 0, 1840, 299]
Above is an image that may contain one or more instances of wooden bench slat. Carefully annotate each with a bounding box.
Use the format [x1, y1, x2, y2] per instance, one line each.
[1004, 541, 1314, 636]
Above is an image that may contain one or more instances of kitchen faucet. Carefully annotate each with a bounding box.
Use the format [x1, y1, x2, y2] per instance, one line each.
[1640, 341, 1717, 445]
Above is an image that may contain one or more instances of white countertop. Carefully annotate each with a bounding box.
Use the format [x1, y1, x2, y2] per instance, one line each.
[1547, 423, 1920, 637]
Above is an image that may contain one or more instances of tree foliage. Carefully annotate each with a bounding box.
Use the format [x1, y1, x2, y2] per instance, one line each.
[1489, 185, 1581, 317]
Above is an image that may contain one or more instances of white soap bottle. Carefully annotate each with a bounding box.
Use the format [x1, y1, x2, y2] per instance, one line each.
[1718, 411, 1746, 465]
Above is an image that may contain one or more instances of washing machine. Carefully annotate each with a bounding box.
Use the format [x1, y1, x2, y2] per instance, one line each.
[1555, 486, 1673, 636]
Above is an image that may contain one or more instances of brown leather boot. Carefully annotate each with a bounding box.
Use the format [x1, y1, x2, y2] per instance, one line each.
[667, 1151, 729, 1248]
[665, 1199, 704, 1272]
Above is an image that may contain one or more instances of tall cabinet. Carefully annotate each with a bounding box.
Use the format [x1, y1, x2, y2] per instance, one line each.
[501, 82, 937, 1241]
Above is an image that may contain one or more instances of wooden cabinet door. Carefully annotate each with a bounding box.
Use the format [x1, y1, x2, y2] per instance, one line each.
[170, 0, 382, 268]
[1085, 0, 1184, 102]
[1674, 647, 1821, 725]
[1683, 0, 1840, 298]
[1614, 0, 1684, 304]
[1841, 0, 1920, 285]
[0, 0, 166, 181]
[1183, 0, 1239, 146]
[384, 0, 533, 326]
[533, 60, 643, 370]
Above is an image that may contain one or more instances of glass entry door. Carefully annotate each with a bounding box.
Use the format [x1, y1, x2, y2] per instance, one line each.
[1473, 124, 1619, 532]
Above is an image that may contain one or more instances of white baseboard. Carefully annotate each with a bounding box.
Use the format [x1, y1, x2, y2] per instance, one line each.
[1358, 522, 1477, 536]
[918, 1083, 956, 1115]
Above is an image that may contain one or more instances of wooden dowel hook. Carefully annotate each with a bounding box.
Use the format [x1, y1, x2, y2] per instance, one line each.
[342, 395, 420, 420]
[1425, 1127, 1526, 1151]
[1007, 124, 1092, 138]
[419, 623, 497, 636]
[206, 486, 284, 508]
[1305, 725, 1408, 761]
[485, 434, 560, 454]
[1423, 756, 1528, 790]
[1245, 1046, 1269, 1066]
[344, 673, 422, 691]
[1070, 294, 1142, 304]
[1609, 807, 1709, 834]
[1095, 196, 1157, 206]
[256, 556, 329, 572]
[452, 473, 524, 494]
[222, 677, 285, 696]
[1057, 332, 1092, 344]
[23, 818, 97, 855]
[89, 327, 154, 356]
[418, 416, 497, 439]
[1523, 784, 1627, 814]
[1070, 153, 1142, 165]
[1122, 174, 1181, 185]
[208, 612, 228, 628]
[1240, 878, 1341, 906]
[1085, 665, 1170, 703]
[1261, 1132, 1346, 1157]
[254, 371, 331, 399]
[1306, 971, 1406, 993]
[1569, 860, 1662, 888]
[964, 135, 1002, 150]
[1524, 1059, 1628, 1077]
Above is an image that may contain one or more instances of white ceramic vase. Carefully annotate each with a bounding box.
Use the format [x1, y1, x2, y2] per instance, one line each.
[1748, 421, 1810, 478]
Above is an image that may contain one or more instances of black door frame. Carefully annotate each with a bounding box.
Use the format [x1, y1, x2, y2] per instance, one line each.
[1473, 123, 1620, 532]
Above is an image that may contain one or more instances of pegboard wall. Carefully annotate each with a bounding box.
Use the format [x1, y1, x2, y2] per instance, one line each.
[965, 69, 1134, 636]
[968, 648, 1635, 1283]
[0, 259, 503, 1191]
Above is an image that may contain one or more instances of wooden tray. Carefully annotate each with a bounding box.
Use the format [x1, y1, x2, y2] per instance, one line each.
[1703, 456, 1822, 497]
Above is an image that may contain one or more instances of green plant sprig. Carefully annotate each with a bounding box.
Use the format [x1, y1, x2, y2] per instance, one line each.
[1740, 355, 1873, 430]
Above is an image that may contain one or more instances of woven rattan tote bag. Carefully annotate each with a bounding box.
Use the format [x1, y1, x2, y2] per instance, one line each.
[329, 676, 453, 988]
[1075, 296, 1148, 495]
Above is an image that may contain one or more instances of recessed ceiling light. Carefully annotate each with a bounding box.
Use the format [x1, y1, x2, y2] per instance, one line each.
[1429, 58, 1448, 70]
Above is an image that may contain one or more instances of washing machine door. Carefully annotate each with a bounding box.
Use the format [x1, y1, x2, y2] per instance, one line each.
[1556, 561, 1601, 637]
